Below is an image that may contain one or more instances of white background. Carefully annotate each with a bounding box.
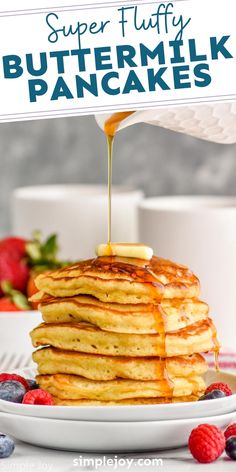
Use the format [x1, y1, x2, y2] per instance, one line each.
[0, 0, 235, 121]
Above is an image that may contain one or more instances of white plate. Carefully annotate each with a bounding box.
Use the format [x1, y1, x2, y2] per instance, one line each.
[0, 410, 235, 452]
[0, 368, 236, 422]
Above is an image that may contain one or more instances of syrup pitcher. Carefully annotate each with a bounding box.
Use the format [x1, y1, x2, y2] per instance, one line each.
[95, 0, 236, 144]
[96, 103, 236, 144]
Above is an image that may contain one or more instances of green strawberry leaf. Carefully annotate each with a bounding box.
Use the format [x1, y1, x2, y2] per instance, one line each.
[41, 234, 58, 260]
[1, 280, 13, 295]
[26, 231, 70, 271]
[1, 281, 30, 310]
[12, 292, 31, 310]
[32, 230, 42, 243]
[26, 241, 41, 261]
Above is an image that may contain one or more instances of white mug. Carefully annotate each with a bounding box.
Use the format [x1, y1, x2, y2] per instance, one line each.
[138, 196, 236, 349]
[0, 311, 41, 357]
[12, 185, 143, 260]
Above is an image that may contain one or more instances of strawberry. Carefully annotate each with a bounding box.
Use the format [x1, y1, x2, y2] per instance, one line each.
[27, 273, 38, 298]
[0, 232, 68, 306]
[0, 249, 29, 295]
[26, 232, 61, 269]
[0, 282, 30, 311]
[0, 237, 26, 258]
[26, 232, 69, 302]
[27, 272, 40, 308]
[0, 297, 23, 312]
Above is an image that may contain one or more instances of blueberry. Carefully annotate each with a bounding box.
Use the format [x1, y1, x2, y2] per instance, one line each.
[198, 389, 226, 401]
[0, 381, 26, 403]
[226, 436, 236, 460]
[26, 379, 39, 390]
[0, 434, 15, 458]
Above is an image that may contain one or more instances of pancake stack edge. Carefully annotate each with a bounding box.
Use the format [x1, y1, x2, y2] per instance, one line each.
[30, 255, 219, 405]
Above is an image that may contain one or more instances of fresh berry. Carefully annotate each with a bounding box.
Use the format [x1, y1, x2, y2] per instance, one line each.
[225, 424, 236, 440]
[26, 379, 39, 390]
[0, 297, 24, 312]
[199, 390, 226, 401]
[0, 250, 29, 295]
[0, 282, 30, 311]
[26, 232, 69, 275]
[205, 383, 233, 397]
[27, 273, 38, 297]
[27, 273, 40, 307]
[0, 381, 26, 403]
[22, 389, 54, 405]
[0, 237, 26, 258]
[188, 424, 225, 463]
[225, 436, 236, 460]
[0, 434, 15, 458]
[0, 374, 29, 391]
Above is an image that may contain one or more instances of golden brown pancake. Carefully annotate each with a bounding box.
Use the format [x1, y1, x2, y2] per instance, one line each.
[35, 256, 200, 303]
[30, 319, 217, 357]
[52, 395, 201, 406]
[33, 348, 208, 381]
[37, 374, 205, 401]
[36, 293, 209, 334]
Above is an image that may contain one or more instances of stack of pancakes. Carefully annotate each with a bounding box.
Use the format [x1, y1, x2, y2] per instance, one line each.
[30, 255, 219, 405]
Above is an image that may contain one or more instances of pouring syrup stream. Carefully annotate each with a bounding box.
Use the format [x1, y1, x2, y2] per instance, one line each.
[104, 112, 134, 246]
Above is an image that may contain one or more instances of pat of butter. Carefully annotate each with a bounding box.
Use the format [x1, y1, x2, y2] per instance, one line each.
[96, 243, 153, 260]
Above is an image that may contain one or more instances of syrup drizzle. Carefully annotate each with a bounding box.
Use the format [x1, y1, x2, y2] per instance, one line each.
[104, 111, 134, 245]
[212, 324, 220, 372]
[104, 111, 134, 138]
[66, 108, 218, 395]
[148, 278, 174, 393]
[107, 135, 113, 245]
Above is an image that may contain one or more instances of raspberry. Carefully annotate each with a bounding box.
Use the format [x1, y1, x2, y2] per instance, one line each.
[224, 424, 236, 440]
[188, 424, 225, 463]
[0, 374, 29, 391]
[205, 382, 232, 397]
[22, 389, 54, 405]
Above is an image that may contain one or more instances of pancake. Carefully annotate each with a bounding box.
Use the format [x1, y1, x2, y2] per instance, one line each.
[52, 395, 201, 406]
[35, 256, 200, 303]
[33, 348, 208, 381]
[30, 319, 218, 357]
[36, 374, 205, 400]
[37, 293, 209, 334]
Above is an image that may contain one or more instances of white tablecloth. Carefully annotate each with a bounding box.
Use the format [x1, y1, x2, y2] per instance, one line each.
[0, 440, 235, 472]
